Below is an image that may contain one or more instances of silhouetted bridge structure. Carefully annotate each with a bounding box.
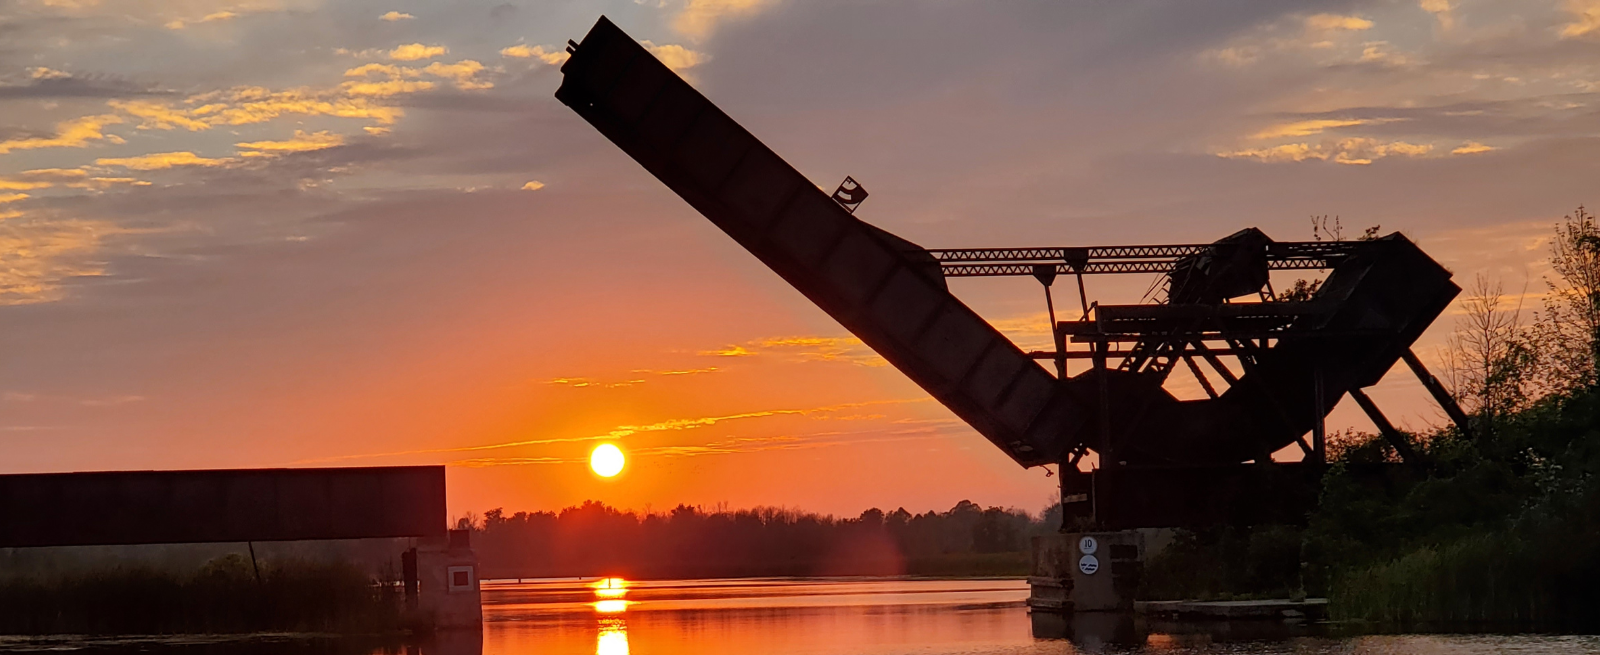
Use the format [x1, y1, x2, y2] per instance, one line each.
[556, 17, 1468, 531]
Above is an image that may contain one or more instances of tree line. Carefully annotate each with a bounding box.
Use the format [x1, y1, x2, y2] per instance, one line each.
[1145, 206, 1600, 625]
[459, 499, 1056, 580]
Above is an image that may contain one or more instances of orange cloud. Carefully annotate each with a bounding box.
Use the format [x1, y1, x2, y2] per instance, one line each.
[673, 0, 771, 40]
[1561, 0, 1600, 38]
[0, 114, 124, 154]
[379, 10, 413, 21]
[422, 60, 492, 90]
[235, 129, 345, 156]
[1452, 141, 1496, 155]
[95, 151, 229, 170]
[641, 41, 709, 71]
[0, 215, 128, 305]
[1219, 138, 1433, 165]
[500, 44, 569, 65]
[109, 100, 211, 131]
[0, 168, 150, 190]
[1251, 118, 1398, 139]
[1305, 13, 1374, 31]
[165, 10, 237, 29]
[388, 43, 448, 61]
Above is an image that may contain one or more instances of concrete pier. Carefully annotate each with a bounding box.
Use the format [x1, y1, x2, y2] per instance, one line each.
[1027, 531, 1146, 613]
[412, 529, 483, 630]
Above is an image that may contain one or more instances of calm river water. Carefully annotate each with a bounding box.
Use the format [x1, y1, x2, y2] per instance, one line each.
[2, 578, 1595, 654]
[475, 577, 1600, 655]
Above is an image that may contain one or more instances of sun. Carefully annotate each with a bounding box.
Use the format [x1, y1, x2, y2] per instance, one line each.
[590, 443, 625, 478]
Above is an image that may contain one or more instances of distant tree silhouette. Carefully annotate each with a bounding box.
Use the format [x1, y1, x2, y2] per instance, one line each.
[470, 500, 1052, 579]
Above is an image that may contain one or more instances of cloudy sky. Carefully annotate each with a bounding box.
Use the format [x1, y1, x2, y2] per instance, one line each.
[1, 0, 1596, 518]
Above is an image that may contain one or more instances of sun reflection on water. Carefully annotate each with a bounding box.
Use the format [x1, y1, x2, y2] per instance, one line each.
[596, 617, 628, 655]
[593, 599, 631, 613]
[592, 577, 629, 599]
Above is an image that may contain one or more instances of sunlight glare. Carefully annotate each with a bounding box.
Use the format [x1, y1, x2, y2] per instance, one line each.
[596, 618, 629, 655]
[590, 443, 625, 477]
[594, 599, 631, 613]
[592, 576, 629, 599]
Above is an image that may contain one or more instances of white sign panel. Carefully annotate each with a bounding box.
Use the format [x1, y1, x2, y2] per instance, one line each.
[1078, 536, 1098, 555]
[1078, 554, 1100, 575]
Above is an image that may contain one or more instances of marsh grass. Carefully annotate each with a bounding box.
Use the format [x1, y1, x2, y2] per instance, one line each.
[1329, 533, 1553, 623]
[0, 554, 402, 635]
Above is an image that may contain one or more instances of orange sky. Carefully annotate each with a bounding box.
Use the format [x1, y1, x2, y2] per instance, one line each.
[0, 0, 1596, 519]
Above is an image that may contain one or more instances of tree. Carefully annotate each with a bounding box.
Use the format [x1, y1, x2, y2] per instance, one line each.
[1530, 206, 1600, 392]
[1443, 275, 1533, 436]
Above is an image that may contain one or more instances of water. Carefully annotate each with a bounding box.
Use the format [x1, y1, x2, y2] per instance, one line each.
[1, 578, 1596, 654]
[478, 577, 1600, 654]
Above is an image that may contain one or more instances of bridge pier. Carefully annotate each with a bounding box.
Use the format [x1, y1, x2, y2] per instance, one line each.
[1028, 531, 1150, 614]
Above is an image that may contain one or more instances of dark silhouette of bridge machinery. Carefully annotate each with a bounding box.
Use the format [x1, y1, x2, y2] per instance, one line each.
[556, 17, 1469, 529]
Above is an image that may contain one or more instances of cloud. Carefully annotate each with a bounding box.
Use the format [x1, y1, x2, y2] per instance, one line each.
[702, 345, 753, 357]
[299, 398, 930, 464]
[0, 114, 124, 154]
[1452, 141, 1496, 155]
[0, 193, 29, 204]
[641, 41, 709, 71]
[539, 366, 718, 390]
[421, 60, 492, 90]
[109, 100, 211, 131]
[1420, 0, 1455, 30]
[0, 74, 164, 100]
[1305, 13, 1374, 32]
[499, 44, 569, 65]
[95, 151, 230, 170]
[235, 129, 344, 157]
[185, 85, 407, 125]
[0, 178, 52, 191]
[673, 0, 772, 40]
[165, 10, 237, 30]
[1218, 138, 1434, 165]
[0, 168, 149, 191]
[1357, 41, 1414, 67]
[379, 11, 413, 21]
[1562, 0, 1600, 38]
[1251, 118, 1396, 139]
[699, 335, 886, 366]
[0, 215, 128, 305]
[388, 43, 448, 61]
[520, 180, 545, 191]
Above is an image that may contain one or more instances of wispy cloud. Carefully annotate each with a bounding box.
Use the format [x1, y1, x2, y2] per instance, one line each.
[95, 151, 230, 170]
[165, 11, 238, 30]
[294, 398, 932, 465]
[379, 11, 414, 21]
[698, 335, 886, 366]
[1218, 138, 1434, 165]
[0, 114, 123, 154]
[1560, 0, 1600, 38]
[640, 41, 709, 72]
[500, 44, 569, 66]
[235, 129, 344, 157]
[1304, 13, 1374, 32]
[388, 43, 448, 61]
[672, 0, 773, 40]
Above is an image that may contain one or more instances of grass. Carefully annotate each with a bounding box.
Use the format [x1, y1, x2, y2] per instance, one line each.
[0, 555, 403, 636]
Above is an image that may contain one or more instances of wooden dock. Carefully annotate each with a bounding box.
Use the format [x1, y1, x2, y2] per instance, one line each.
[1134, 598, 1328, 620]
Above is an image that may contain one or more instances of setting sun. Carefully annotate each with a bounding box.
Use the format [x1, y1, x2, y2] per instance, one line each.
[590, 443, 625, 478]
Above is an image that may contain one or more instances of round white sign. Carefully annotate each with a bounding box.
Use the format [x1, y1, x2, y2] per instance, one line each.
[1078, 554, 1100, 575]
[1078, 536, 1098, 555]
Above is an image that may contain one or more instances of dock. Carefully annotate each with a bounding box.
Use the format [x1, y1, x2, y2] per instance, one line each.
[1134, 598, 1328, 620]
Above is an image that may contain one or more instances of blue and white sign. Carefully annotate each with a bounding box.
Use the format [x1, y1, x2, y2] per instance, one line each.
[1078, 554, 1100, 575]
